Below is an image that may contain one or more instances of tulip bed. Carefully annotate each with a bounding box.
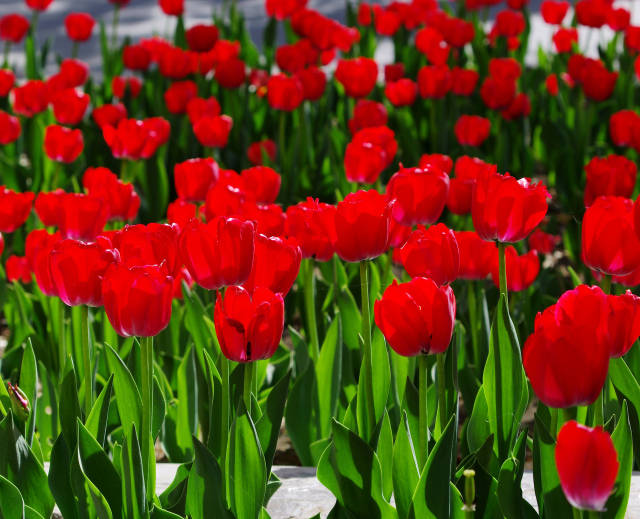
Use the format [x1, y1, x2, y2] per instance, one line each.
[1, 0, 640, 517]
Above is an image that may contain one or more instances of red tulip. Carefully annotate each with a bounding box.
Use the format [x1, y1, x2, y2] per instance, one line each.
[240, 202, 285, 237]
[451, 67, 479, 96]
[583, 197, 640, 276]
[25, 229, 61, 295]
[110, 223, 180, 276]
[400, 224, 459, 285]
[584, 155, 636, 207]
[492, 10, 526, 37]
[112, 76, 142, 99]
[193, 115, 233, 148]
[180, 217, 255, 290]
[64, 13, 95, 42]
[384, 79, 417, 107]
[57, 193, 108, 241]
[575, 0, 610, 27]
[186, 24, 219, 52]
[243, 234, 301, 295]
[103, 118, 167, 160]
[501, 93, 531, 120]
[285, 198, 336, 261]
[556, 421, 618, 511]
[214, 285, 284, 362]
[523, 285, 610, 407]
[528, 228, 560, 254]
[295, 66, 327, 101]
[164, 80, 198, 114]
[541, 0, 569, 23]
[552, 27, 578, 52]
[214, 58, 246, 89]
[266, 0, 308, 20]
[159, 0, 184, 16]
[103, 262, 174, 337]
[348, 100, 387, 135]
[386, 165, 449, 226]
[582, 60, 618, 102]
[454, 115, 491, 146]
[158, 46, 193, 79]
[418, 153, 453, 174]
[335, 57, 378, 98]
[358, 3, 372, 25]
[241, 166, 281, 204]
[93, 103, 127, 129]
[50, 237, 118, 307]
[545, 74, 559, 96]
[6, 255, 31, 284]
[472, 170, 549, 243]
[0, 111, 21, 145]
[344, 140, 388, 184]
[607, 291, 640, 357]
[12, 80, 48, 117]
[417, 65, 452, 98]
[374, 277, 456, 356]
[266, 74, 304, 111]
[247, 139, 277, 165]
[455, 231, 496, 280]
[0, 186, 34, 233]
[335, 190, 391, 262]
[609, 110, 640, 148]
[34, 190, 64, 227]
[480, 76, 516, 110]
[25, 0, 53, 10]
[204, 183, 249, 221]
[167, 198, 198, 230]
[123, 44, 152, 71]
[51, 88, 90, 125]
[58, 59, 89, 87]
[276, 39, 318, 74]
[186, 97, 221, 126]
[373, 5, 401, 36]
[607, 7, 630, 31]
[0, 69, 15, 96]
[44, 125, 84, 163]
[415, 27, 449, 65]
[0, 14, 29, 43]
[447, 156, 497, 215]
[490, 246, 539, 291]
[174, 158, 219, 202]
[82, 167, 140, 222]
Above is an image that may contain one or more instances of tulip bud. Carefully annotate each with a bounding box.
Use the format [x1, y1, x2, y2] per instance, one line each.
[7, 382, 30, 422]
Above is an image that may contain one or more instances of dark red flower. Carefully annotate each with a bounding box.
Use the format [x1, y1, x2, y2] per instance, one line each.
[501, 93, 531, 120]
[51, 88, 90, 125]
[0, 69, 15, 96]
[472, 170, 550, 242]
[215, 58, 246, 89]
[0, 14, 29, 43]
[159, 0, 184, 16]
[384, 79, 417, 107]
[110, 223, 180, 276]
[0, 111, 21, 145]
[373, 5, 401, 36]
[59, 58, 89, 87]
[6, 256, 31, 284]
[415, 27, 450, 65]
[82, 167, 140, 222]
[489, 58, 521, 80]
[186, 24, 219, 52]
[584, 155, 636, 207]
[123, 44, 152, 71]
[44, 125, 84, 163]
[626, 26, 640, 52]
[541, 0, 570, 24]
[335, 189, 391, 262]
[50, 237, 118, 306]
[248, 139, 277, 165]
[285, 198, 336, 261]
[344, 140, 388, 184]
[164, 80, 198, 114]
[112, 76, 142, 99]
[490, 246, 539, 291]
[92, 103, 127, 129]
[358, 3, 372, 25]
[158, 46, 194, 79]
[576, 0, 610, 27]
[556, 421, 619, 511]
[267, 74, 304, 111]
[447, 156, 497, 215]
[348, 100, 387, 135]
[25, 229, 61, 295]
[492, 10, 526, 37]
[295, 66, 326, 101]
[609, 110, 640, 147]
[186, 97, 221, 126]
[275, 39, 318, 74]
[384, 63, 405, 83]
[454, 115, 491, 146]
[528, 228, 560, 254]
[418, 153, 453, 174]
[242, 202, 285, 237]
[607, 291, 640, 357]
[193, 115, 233, 148]
[582, 60, 617, 102]
[417, 65, 452, 99]
[374, 277, 456, 356]
[266, 0, 308, 20]
[0, 186, 33, 233]
[12, 80, 48, 117]
[214, 285, 284, 362]
[400, 224, 459, 285]
[480, 76, 516, 110]
[35, 189, 65, 227]
[455, 231, 496, 280]
[103, 262, 174, 336]
[545, 74, 559, 96]
[64, 13, 95, 42]
[335, 57, 378, 98]
[451, 67, 479, 96]
[553, 27, 578, 53]
[204, 183, 249, 221]
[607, 7, 630, 31]
[25, 0, 53, 10]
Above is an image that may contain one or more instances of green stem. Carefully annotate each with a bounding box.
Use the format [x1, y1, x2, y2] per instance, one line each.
[111, 6, 120, 50]
[140, 335, 155, 501]
[59, 302, 66, 381]
[80, 305, 92, 417]
[600, 275, 611, 295]
[467, 282, 480, 369]
[498, 242, 508, 301]
[550, 407, 558, 438]
[586, 511, 600, 519]
[360, 260, 376, 440]
[243, 361, 254, 414]
[419, 354, 429, 469]
[572, 507, 583, 519]
[304, 259, 320, 362]
[436, 353, 447, 435]
[220, 354, 229, 461]
[592, 390, 604, 427]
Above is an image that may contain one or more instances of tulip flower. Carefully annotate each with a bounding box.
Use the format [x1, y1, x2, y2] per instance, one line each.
[0, 186, 34, 233]
[447, 156, 496, 215]
[400, 224, 460, 286]
[0, 14, 30, 44]
[455, 231, 497, 280]
[25, 229, 61, 296]
[418, 65, 452, 98]
[247, 140, 277, 165]
[112, 76, 142, 99]
[384, 79, 418, 107]
[93, 103, 127, 129]
[528, 229, 560, 254]
[44, 125, 84, 164]
[164, 81, 198, 114]
[57, 193, 108, 241]
[6, 255, 31, 284]
[12, 80, 49, 117]
[451, 67, 479, 96]
[454, 115, 491, 146]
[187, 97, 221, 126]
[82, 168, 140, 222]
[556, 421, 618, 511]
[51, 89, 90, 126]
[159, 0, 184, 16]
[489, 247, 540, 292]
[193, 115, 233, 148]
[0, 111, 21, 145]
[267, 74, 304, 111]
[174, 158, 219, 202]
[103, 118, 168, 160]
[296, 66, 327, 101]
[541, 0, 570, 23]
[335, 57, 378, 98]
[243, 234, 301, 295]
[609, 110, 640, 147]
[241, 166, 281, 204]
[64, 13, 95, 42]
[584, 155, 636, 207]
[167, 199, 198, 230]
[348, 100, 387, 135]
[123, 44, 152, 70]
[110, 223, 180, 276]
[606, 291, 640, 357]
[186, 24, 219, 52]
[285, 198, 337, 261]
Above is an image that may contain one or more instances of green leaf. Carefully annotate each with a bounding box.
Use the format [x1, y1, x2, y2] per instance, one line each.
[20, 340, 37, 446]
[150, 506, 183, 519]
[377, 410, 394, 502]
[317, 420, 396, 519]
[48, 434, 79, 519]
[226, 404, 267, 519]
[84, 475, 114, 519]
[122, 425, 146, 519]
[186, 438, 232, 519]
[59, 368, 81, 449]
[256, 371, 291, 471]
[315, 319, 342, 438]
[0, 473, 24, 519]
[77, 420, 122, 519]
[175, 347, 197, 459]
[105, 344, 142, 441]
[159, 462, 191, 515]
[497, 430, 538, 519]
[609, 357, 640, 433]
[85, 375, 114, 447]
[392, 412, 420, 519]
[337, 288, 361, 352]
[24, 506, 44, 519]
[603, 401, 633, 519]
[482, 295, 527, 461]
[284, 363, 318, 466]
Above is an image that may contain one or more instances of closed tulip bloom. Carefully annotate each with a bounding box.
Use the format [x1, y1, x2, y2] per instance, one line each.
[541, 0, 569, 23]
[545, 74, 559, 96]
[64, 13, 95, 42]
[123, 44, 152, 71]
[472, 170, 550, 243]
[584, 154, 636, 206]
[490, 246, 540, 291]
[103, 262, 174, 337]
[180, 217, 254, 290]
[186, 97, 221, 126]
[215, 58, 246, 89]
[374, 277, 456, 356]
[174, 158, 219, 202]
[50, 237, 118, 307]
[167, 199, 198, 230]
[59, 58, 89, 87]
[556, 421, 619, 511]
[451, 67, 479, 96]
[607, 291, 640, 357]
[335, 190, 391, 262]
[0, 186, 33, 233]
[384, 63, 404, 82]
[186, 24, 219, 52]
[480, 76, 516, 110]
[26, 0, 53, 10]
[267, 74, 304, 111]
[44, 125, 84, 163]
[454, 115, 491, 146]
[384, 79, 417, 107]
[12, 80, 48, 117]
[110, 223, 180, 276]
[159, 0, 184, 16]
[164, 81, 198, 114]
[552, 27, 578, 52]
[335, 57, 378, 98]
[583, 197, 640, 276]
[0, 111, 21, 145]
[193, 115, 233, 148]
[447, 156, 497, 215]
[351, 126, 397, 167]
[103, 118, 167, 160]
[34, 189, 65, 226]
[6, 256, 31, 284]
[242, 202, 285, 237]
[112, 76, 142, 99]
[244, 234, 301, 295]
[241, 166, 281, 203]
[93, 103, 127, 129]
[418, 153, 453, 174]
[285, 198, 337, 261]
[523, 285, 610, 407]
[296, 66, 327, 101]
[528, 228, 560, 254]
[25, 229, 61, 295]
[417, 65, 452, 98]
[348, 100, 387, 135]
[400, 224, 459, 285]
[247, 139, 277, 165]
[575, 0, 610, 27]
[455, 231, 496, 280]
[415, 27, 449, 65]
[82, 167, 140, 222]
[214, 286, 284, 362]
[0, 14, 30, 43]
[387, 165, 449, 226]
[204, 183, 249, 221]
[0, 70, 15, 96]
[344, 140, 388, 184]
[51, 88, 90, 125]
[582, 60, 618, 102]
[58, 193, 108, 241]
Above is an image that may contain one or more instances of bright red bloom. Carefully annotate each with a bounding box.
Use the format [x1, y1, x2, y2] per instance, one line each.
[92, 103, 127, 129]
[374, 277, 456, 356]
[373, 5, 401, 36]
[110, 223, 180, 276]
[451, 68, 479, 96]
[384, 79, 417, 107]
[285, 198, 337, 261]
[59, 58, 89, 87]
[34, 189, 64, 226]
[492, 10, 526, 37]
[267, 74, 304, 111]
[243, 234, 301, 295]
[528, 228, 560, 253]
[159, 0, 183, 16]
[541, 0, 569, 24]
[609, 110, 640, 147]
[415, 27, 449, 65]
[607, 291, 640, 357]
[103, 118, 168, 160]
[584, 155, 636, 207]
[344, 140, 387, 184]
[167, 198, 198, 230]
[545, 74, 559, 96]
[12, 80, 48, 117]
[480, 76, 516, 110]
[386, 165, 449, 226]
[501, 93, 531, 120]
[266, 0, 308, 20]
[582, 60, 618, 102]
[556, 421, 619, 511]
[193, 115, 233, 148]
[295, 66, 326, 101]
[607, 7, 630, 31]
[626, 26, 640, 52]
[553, 27, 578, 53]
[247, 140, 277, 165]
[204, 183, 249, 221]
[489, 58, 521, 80]
[123, 44, 152, 71]
[242, 202, 285, 237]
[186, 24, 219, 52]
[582, 197, 640, 276]
[0, 111, 21, 145]
[44, 125, 84, 163]
[186, 97, 221, 126]
[276, 40, 318, 74]
[50, 237, 118, 307]
[447, 156, 497, 215]
[25, 229, 61, 295]
[51, 88, 90, 125]
[64, 13, 95, 42]
[82, 167, 140, 222]
[180, 216, 255, 290]
[6, 256, 31, 284]
[575, 0, 610, 27]
[523, 285, 610, 407]
[335, 190, 391, 262]
[0, 187, 33, 233]
[174, 158, 219, 202]
[352, 126, 397, 166]
[25, 0, 53, 10]
[454, 115, 491, 146]
[241, 166, 281, 204]
[348, 100, 387, 135]
[358, 3, 372, 25]
[158, 46, 194, 79]
[103, 262, 174, 337]
[58, 193, 108, 241]
[400, 224, 459, 285]
[335, 58, 378, 98]
[472, 171, 549, 242]
[418, 153, 453, 174]
[112, 76, 142, 99]
[455, 231, 496, 280]
[215, 58, 246, 89]
[214, 285, 284, 362]
[0, 14, 29, 43]
[164, 80, 198, 114]
[384, 63, 405, 83]
[0, 69, 14, 96]
[417, 65, 452, 99]
[490, 246, 539, 291]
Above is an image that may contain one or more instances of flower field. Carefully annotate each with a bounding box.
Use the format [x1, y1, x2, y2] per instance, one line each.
[0, 0, 639, 517]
